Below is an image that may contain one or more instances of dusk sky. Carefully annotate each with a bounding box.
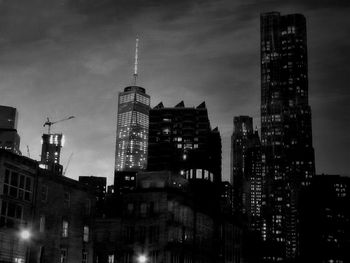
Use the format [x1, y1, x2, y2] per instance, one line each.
[0, 0, 349, 184]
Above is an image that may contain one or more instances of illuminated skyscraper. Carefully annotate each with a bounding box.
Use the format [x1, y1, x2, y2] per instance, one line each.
[0, 105, 21, 155]
[114, 39, 150, 172]
[260, 12, 315, 261]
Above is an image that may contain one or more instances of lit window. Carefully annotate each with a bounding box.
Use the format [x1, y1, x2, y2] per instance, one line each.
[40, 215, 45, 233]
[62, 220, 69, 237]
[83, 226, 89, 242]
[108, 255, 114, 263]
[60, 248, 67, 263]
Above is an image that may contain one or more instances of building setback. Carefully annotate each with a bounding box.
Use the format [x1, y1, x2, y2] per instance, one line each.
[147, 101, 221, 184]
[0, 106, 21, 155]
[260, 12, 315, 261]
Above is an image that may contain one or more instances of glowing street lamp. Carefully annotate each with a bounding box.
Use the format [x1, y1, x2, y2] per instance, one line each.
[137, 254, 148, 263]
[20, 230, 31, 240]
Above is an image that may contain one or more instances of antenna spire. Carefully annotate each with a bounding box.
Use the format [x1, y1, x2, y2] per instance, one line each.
[133, 37, 139, 85]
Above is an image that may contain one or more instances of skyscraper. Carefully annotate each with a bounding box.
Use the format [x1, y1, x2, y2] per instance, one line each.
[260, 12, 315, 261]
[114, 39, 150, 174]
[231, 116, 265, 262]
[147, 101, 221, 183]
[0, 105, 21, 155]
[230, 116, 254, 215]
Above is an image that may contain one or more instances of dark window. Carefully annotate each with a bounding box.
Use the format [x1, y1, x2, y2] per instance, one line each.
[41, 185, 48, 202]
[64, 192, 70, 208]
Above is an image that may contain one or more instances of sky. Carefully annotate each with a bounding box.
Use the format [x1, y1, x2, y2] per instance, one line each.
[0, 0, 349, 184]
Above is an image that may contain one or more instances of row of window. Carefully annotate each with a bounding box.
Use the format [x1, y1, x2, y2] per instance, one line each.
[4, 169, 32, 201]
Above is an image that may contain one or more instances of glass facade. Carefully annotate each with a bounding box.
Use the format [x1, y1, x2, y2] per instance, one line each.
[115, 86, 150, 172]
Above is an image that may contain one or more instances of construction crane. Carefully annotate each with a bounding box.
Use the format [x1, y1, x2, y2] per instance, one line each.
[63, 153, 73, 177]
[43, 116, 75, 134]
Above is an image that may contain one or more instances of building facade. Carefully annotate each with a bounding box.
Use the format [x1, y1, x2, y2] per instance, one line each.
[260, 12, 315, 261]
[147, 101, 221, 184]
[0, 149, 95, 263]
[0, 106, 21, 155]
[0, 150, 37, 263]
[31, 169, 95, 263]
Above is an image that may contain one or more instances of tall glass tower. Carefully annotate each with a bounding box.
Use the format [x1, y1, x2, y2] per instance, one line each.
[115, 39, 150, 172]
[260, 12, 315, 261]
[115, 86, 150, 171]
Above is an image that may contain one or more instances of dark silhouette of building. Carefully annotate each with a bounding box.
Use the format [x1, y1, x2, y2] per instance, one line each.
[299, 174, 350, 263]
[230, 116, 265, 262]
[0, 149, 96, 263]
[94, 171, 221, 263]
[147, 101, 221, 184]
[32, 169, 95, 263]
[39, 133, 64, 174]
[79, 176, 107, 214]
[0, 150, 36, 263]
[260, 12, 315, 261]
[0, 106, 21, 155]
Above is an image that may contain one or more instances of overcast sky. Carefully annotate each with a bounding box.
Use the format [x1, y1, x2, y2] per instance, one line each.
[0, 0, 349, 184]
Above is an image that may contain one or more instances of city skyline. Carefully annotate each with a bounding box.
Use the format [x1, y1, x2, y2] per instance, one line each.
[0, 1, 349, 184]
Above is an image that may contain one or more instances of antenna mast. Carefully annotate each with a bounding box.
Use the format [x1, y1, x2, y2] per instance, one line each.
[133, 37, 139, 85]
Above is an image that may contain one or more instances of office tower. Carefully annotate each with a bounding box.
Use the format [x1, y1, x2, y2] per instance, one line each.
[0, 106, 21, 155]
[299, 174, 350, 263]
[39, 133, 64, 174]
[230, 116, 254, 215]
[115, 86, 150, 172]
[114, 39, 150, 173]
[147, 101, 222, 183]
[231, 116, 265, 262]
[260, 12, 315, 261]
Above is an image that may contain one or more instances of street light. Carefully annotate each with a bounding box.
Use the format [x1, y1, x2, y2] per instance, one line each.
[19, 229, 31, 263]
[20, 230, 31, 240]
[137, 254, 148, 263]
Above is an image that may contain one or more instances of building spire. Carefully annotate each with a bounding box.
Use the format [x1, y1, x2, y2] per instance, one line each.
[133, 37, 139, 85]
